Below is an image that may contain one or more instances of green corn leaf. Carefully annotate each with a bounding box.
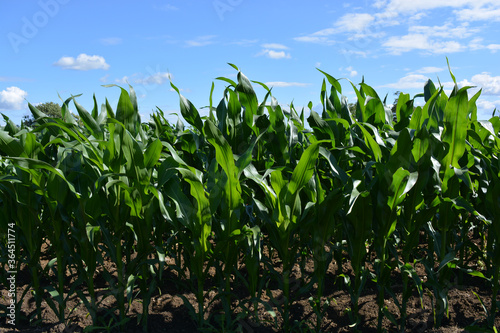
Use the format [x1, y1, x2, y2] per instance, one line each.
[178, 168, 212, 251]
[394, 92, 411, 125]
[251, 80, 271, 92]
[270, 169, 286, 200]
[2, 114, 20, 135]
[128, 84, 138, 117]
[209, 81, 215, 120]
[317, 68, 342, 94]
[235, 126, 268, 178]
[442, 87, 469, 169]
[103, 84, 137, 134]
[226, 88, 242, 123]
[446, 57, 457, 86]
[243, 164, 276, 200]
[350, 82, 366, 122]
[123, 187, 143, 218]
[91, 93, 99, 119]
[21, 132, 41, 158]
[282, 141, 326, 227]
[388, 128, 412, 172]
[58, 94, 78, 125]
[318, 146, 348, 184]
[307, 110, 335, 141]
[122, 129, 148, 184]
[143, 139, 162, 169]
[287, 141, 322, 199]
[203, 119, 242, 210]
[105, 98, 115, 118]
[0, 130, 25, 157]
[216, 76, 237, 88]
[468, 89, 482, 122]
[7, 156, 80, 197]
[237, 71, 258, 117]
[163, 178, 194, 224]
[387, 167, 415, 211]
[424, 79, 437, 103]
[28, 101, 47, 120]
[227, 62, 239, 71]
[355, 122, 382, 162]
[170, 81, 203, 133]
[73, 98, 103, 140]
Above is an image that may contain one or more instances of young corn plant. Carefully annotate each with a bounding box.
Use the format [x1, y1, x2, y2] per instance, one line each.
[343, 173, 372, 328]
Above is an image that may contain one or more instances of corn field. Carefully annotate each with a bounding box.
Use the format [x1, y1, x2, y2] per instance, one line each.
[1, 62, 500, 332]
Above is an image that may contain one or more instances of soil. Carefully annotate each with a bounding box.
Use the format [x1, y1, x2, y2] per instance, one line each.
[1, 239, 498, 333]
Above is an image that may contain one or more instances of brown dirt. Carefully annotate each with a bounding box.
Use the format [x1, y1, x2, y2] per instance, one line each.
[1, 240, 498, 332]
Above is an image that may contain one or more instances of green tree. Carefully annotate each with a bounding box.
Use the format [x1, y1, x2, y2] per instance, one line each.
[22, 102, 62, 126]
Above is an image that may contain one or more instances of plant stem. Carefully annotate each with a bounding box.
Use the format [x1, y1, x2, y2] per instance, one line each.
[489, 266, 499, 329]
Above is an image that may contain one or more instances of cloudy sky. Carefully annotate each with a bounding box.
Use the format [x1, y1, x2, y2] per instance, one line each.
[1, 0, 500, 125]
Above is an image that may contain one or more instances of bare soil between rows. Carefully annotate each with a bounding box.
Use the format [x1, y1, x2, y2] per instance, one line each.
[1, 239, 498, 332]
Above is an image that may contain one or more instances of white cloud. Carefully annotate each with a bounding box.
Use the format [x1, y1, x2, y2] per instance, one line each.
[265, 82, 310, 88]
[475, 99, 500, 119]
[297, 1, 497, 55]
[409, 22, 477, 39]
[376, 0, 500, 23]
[262, 50, 291, 59]
[261, 43, 289, 50]
[382, 74, 454, 90]
[134, 72, 172, 85]
[100, 37, 122, 45]
[408, 12, 427, 21]
[295, 13, 380, 43]
[257, 43, 291, 59]
[340, 66, 358, 77]
[455, 4, 500, 21]
[293, 36, 336, 45]
[477, 99, 500, 111]
[414, 66, 445, 74]
[54, 54, 110, 71]
[339, 49, 369, 57]
[461, 73, 500, 95]
[373, 0, 389, 9]
[383, 34, 429, 53]
[231, 39, 259, 46]
[381, 74, 431, 89]
[380, 0, 479, 13]
[0, 86, 28, 110]
[433, 41, 465, 53]
[383, 33, 464, 54]
[469, 37, 500, 52]
[487, 44, 500, 52]
[116, 72, 173, 86]
[469, 37, 485, 50]
[383, 22, 473, 54]
[185, 35, 216, 47]
[335, 13, 375, 32]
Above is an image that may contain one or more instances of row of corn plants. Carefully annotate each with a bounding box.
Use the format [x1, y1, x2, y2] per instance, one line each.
[1, 61, 500, 332]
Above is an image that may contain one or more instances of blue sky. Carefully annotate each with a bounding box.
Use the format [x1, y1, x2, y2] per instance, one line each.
[1, 0, 500, 126]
